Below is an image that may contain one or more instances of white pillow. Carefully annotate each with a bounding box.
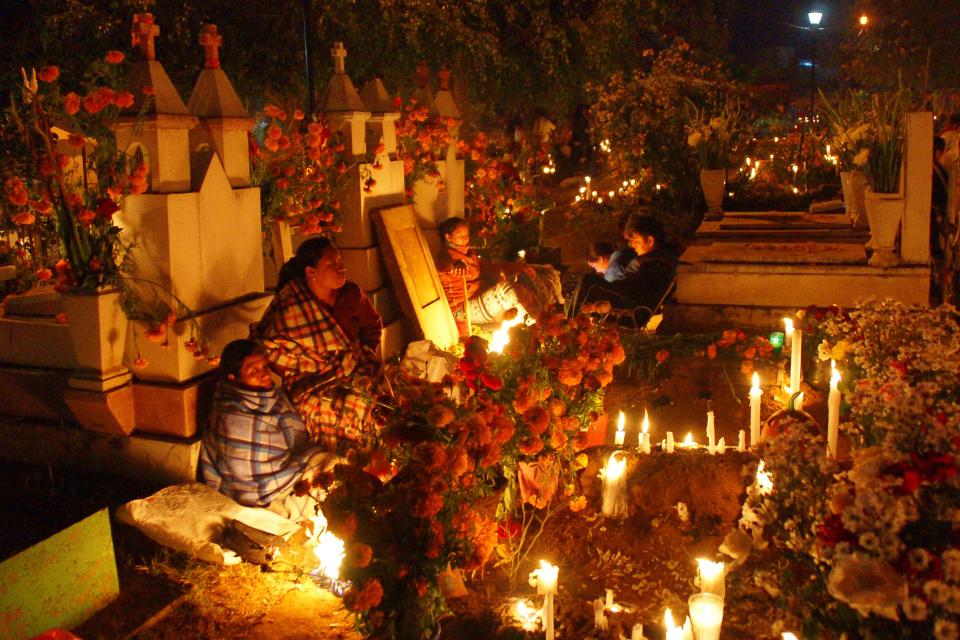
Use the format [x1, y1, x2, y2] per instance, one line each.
[115, 483, 299, 565]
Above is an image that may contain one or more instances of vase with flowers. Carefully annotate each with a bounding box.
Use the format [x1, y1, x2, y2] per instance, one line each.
[686, 99, 743, 220]
[820, 89, 872, 228]
[2, 53, 212, 386]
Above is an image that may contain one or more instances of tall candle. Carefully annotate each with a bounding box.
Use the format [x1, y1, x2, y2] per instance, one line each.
[639, 410, 651, 453]
[529, 560, 558, 640]
[631, 622, 644, 640]
[594, 598, 608, 630]
[827, 362, 841, 458]
[738, 429, 746, 452]
[794, 391, 805, 412]
[614, 410, 625, 446]
[790, 328, 803, 393]
[749, 372, 762, 448]
[697, 558, 726, 598]
[666, 431, 675, 453]
[599, 452, 628, 517]
[783, 318, 794, 348]
[706, 411, 716, 454]
[688, 593, 724, 640]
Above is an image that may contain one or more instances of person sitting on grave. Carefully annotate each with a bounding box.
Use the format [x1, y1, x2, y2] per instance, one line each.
[568, 214, 677, 325]
[200, 339, 339, 521]
[435, 216, 562, 333]
[253, 237, 384, 454]
[565, 240, 637, 316]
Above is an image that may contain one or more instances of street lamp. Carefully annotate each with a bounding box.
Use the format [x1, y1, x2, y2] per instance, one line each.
[808, 11, 823, 118]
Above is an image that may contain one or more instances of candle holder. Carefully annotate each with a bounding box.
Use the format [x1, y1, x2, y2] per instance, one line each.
[769, 331, 785, 354]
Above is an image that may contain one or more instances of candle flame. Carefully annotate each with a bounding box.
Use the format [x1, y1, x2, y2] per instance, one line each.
[664, 608, 677, 629]
[697, 558, 725, 579]
[617, 410, 625, 433]
[756, 460, 774, 494]
[831, 360, 841, 385]
[488, 312, 525, 354]
[601, 451, 627, 481]
[512, 599, 540, 631]
[783, 318, 794, 334]
[307, 512, 345, 581]
[752, 371, 760, 389]
[684, 432, 693, 446]
[641, 409, 649, 434]
[783, 634, 799, 640]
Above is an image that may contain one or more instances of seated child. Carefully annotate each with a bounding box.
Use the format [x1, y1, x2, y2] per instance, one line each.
[200, 339, 337, 521]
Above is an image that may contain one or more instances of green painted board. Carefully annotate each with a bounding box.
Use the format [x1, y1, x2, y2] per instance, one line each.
[0, 508, 119, 640]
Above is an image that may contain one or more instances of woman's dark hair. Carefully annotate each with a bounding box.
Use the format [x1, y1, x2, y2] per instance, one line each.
[276, 236, 335, 291]
[586, 241, 614, 262]
[935, 136, 946, 154]
[439, 216, 468, 238]
[219, 339, 260, 381]
[623, 214, 667, 249]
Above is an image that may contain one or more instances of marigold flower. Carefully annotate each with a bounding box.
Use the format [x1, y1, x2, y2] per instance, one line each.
[11, 212, 35, 225]
[38, 66, 59, 83]
[76, 208, 97, 225]
[267, 124, 282, 140]
[105, 50, 125, 64]
[415, 492, 445, 518]
[343, 578, 384, 612]
[35, 268, 53, 281]
[413, 442, 447, 473]
[574, 453, 589, 469]
[144, 324, 167, 344]
[522, 406, 550, 435]
[346, 542, 373, 568]
[131, 355, 149, 369]
[63, 92, 80, 115]
[518, 435, 544, 456]
[293, 109, 304, 120]
[569, 495, 587, 512]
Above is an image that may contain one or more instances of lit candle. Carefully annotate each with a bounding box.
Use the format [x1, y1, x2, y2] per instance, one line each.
[783, 317, 794, 348]
[783, 634, 799, 640]
[696, 559, 726, 598]
[716, 436, 725, 453]
[606, 588, 614, 608]
[664, 609, 683, 640]
[749, 372, 762, 449]
[512, 599, 540, 632]
[529, 560, 558, 640]
[706, 411, 716, 454]
[827, 361, 841, 458]
[631, 622, 644, 640]
[790, 327, 803, 393]
[688, 593, 724, 640]
[639, 409, 651, 453]
[599, 452, 628, 518]
[738, 429, 746, 452]
[794, 391, 805, 412]
[615, 410, 625, 447]
[666, 431, 675, 453]
[678, 432, 697, 450]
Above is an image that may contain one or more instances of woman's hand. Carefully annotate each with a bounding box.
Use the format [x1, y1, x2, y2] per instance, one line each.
[451, 259, 468, 277]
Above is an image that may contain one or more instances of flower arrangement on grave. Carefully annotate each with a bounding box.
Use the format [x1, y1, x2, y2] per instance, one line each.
[250, 104, 352, 236]
[0, 54, 216, 367]
[819, 89, 871, 172]
[822, 89, 912, 194]
[461, 130, 548, 262]
[685, 98, 744, 170]
[485, 312, 624, 579]
[313, 372, 501, 639]
[736, 301, 960, 638]
[394, 98, 457, 196]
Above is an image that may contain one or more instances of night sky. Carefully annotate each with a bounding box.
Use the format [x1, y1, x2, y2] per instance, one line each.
[731, 0, 853, 56]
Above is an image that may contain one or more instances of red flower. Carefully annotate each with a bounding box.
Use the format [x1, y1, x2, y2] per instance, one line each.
[113, 91, 135, 109]
[480, 372, 503, 391]
[706, 344, 718, 359]
[11, 212, 35, 225]
[901, 470, 921, 493]
[54, 312, 68, 324]
[142, 86, 155, 96]
[96, 198, 120, 218]
[132, 355, 149, 369]
[816, 513, 853, 547]
[655, 349, 670, 364]
[76, 209, 97, 226]
[63, 92, 80, 115]
[38, 66, 59, 83]
[144, 324, 167, 344]
[88, 257, 101, 272]
[105, 50, 125, 64]
[343, 578, 384, 612]
[35, 268, 53, 281]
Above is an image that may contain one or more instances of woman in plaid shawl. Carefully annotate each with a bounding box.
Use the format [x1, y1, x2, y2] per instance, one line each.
[253, 238, 383, 453]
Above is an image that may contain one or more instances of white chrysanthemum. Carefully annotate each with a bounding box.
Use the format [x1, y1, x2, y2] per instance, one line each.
[853, 148, 870, 166]
[903, 596, 928, 621]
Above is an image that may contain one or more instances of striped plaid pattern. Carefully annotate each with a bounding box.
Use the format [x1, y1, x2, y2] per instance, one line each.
[200, 382, 317, 507]
[254, 279, 380, 452]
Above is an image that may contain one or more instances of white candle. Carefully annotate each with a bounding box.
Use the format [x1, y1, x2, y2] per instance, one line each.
[716, 436, 725, 453]
[827, 362, 841, 458]
[706, 411, 716, 454]
[738, 429, 746, 452]
[696, 558, 726, 598]
[615, 410, 625, 446]
[794, 391, 805, 412]
[666, 431, 675, 453]
[594, 598, 608, 630]
[529, 560, 558, 640]
[605, 588, 614, 608]
[790, 328, 803, 393]
[512, 599, 540, 632]
[639, 410, 651, 453]
[631, 622, 644, 640]
[783, 317, 794, 348]
[749, 372, 762, 448]
[683, 616, 694, 640]
[664, 608, 682, 640]
[688, 593, 723, 640]
[783, 634, 799, 640]
[599, 452, 628, 518]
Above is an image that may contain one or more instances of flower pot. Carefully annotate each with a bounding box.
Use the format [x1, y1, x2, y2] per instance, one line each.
[700, 169, 726, 220]
[61, 288, 131, 389]
[863, 190, 903, 267]
[848, 170, 869, 230]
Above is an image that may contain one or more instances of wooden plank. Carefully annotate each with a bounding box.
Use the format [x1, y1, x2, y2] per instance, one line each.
[0, 508, 119, 640]
[372, 205, 459, 350]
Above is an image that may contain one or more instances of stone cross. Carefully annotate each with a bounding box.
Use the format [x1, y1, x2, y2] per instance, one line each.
[416, 60, 429, 88]
[439, 64, 451, 91]
[131, 13, 160, 61]
[199, 24, 223, 69]
[331, 42, 347, 74]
